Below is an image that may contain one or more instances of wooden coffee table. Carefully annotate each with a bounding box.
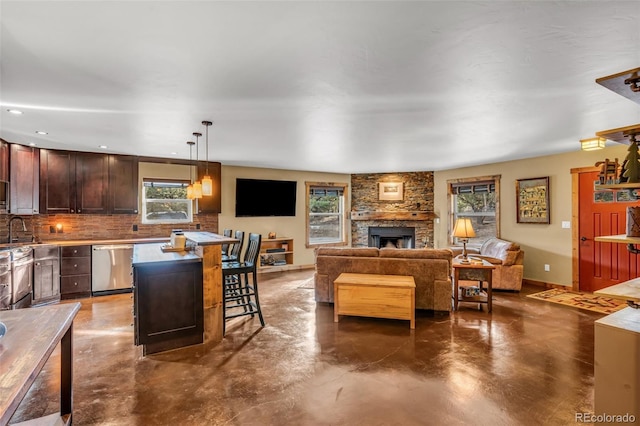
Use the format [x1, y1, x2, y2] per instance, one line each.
[333, 272, 416, 329]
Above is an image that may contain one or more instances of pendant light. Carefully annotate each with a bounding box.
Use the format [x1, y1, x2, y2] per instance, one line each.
[192, 131, 203, 199]
[186, 141, 196, 200]
[201, 120, 213, 196]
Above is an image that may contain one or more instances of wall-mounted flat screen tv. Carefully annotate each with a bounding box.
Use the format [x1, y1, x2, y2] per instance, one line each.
[235, 178, 297, 217]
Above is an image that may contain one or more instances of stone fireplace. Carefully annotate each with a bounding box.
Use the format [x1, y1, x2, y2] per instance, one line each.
[368, 226, 415, 249]
[351, 171, 434, 249]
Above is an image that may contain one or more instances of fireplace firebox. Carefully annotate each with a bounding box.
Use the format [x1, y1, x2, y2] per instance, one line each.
[368, 227, 415, 249]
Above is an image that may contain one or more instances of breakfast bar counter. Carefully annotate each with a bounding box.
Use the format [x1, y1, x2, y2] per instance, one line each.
[132, 232, 237, 354]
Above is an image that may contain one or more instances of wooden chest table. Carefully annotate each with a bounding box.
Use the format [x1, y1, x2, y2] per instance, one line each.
[333, 273, 416, 329]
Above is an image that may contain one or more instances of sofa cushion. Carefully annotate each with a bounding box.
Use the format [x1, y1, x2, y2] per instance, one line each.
[480, 238, 520, 266]
[379, 248, 453, 260]
[315, 247, 379, 257]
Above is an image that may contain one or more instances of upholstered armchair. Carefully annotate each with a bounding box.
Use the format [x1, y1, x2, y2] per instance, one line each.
[452, 237, 524, 291]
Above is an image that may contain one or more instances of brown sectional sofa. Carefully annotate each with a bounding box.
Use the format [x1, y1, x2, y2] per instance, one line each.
[314, 247, 454, 311]
[453, 237, 524, 291]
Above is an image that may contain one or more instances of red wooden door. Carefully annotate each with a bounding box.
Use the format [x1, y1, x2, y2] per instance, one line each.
[579, 170, 640, 291]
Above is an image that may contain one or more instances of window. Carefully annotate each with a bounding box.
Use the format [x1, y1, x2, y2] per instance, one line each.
[448, 176, 500, 246]
[141, 179, 193, 224]
[306, 182, 348, 247]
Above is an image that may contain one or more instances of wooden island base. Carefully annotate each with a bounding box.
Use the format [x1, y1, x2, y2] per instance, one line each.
[334, 273, 416, 329]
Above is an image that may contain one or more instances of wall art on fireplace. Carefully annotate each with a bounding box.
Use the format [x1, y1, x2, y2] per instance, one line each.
[516, 176, 550, 224]
[378, 182, 404, 201]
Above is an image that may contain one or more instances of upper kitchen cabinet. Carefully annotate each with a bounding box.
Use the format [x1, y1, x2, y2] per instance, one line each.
[108, 155, 139, 214]
[0, 140, 9, 182]
[40, 149, 76, 214]
[40, 149, 109, 214]
[196, 162, 221, 214]
[10, 144, 40, 215]
[76, 152, 109, 214]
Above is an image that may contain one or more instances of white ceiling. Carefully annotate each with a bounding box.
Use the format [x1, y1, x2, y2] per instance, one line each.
[1, 1, 640, 174]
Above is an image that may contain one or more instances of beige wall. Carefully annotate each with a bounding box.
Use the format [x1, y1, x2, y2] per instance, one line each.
[219, 165, 351, 267]
[434, 144, 629, 287]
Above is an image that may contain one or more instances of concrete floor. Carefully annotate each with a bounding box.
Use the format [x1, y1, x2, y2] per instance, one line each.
[12, 270, 598, 425]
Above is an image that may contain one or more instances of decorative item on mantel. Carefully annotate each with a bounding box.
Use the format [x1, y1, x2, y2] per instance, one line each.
[268, 232, 276, 239]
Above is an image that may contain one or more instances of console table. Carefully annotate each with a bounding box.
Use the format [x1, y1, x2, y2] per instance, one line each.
[0, 303, 81, 425]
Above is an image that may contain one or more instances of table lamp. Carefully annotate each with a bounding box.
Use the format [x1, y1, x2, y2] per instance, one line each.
[453, 218, 476, 259]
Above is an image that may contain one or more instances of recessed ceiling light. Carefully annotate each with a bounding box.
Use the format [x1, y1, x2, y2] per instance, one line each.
[98, 145, 108, 149]
[7, 109, 23, 115]
[171, 151, 178, 155]
[35, 131, 48, 135]
[29, 142, 36, 147]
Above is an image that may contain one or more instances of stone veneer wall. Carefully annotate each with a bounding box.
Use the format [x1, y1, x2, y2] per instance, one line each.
[351, 171, 434, 248]
[0, 213, 218, 243]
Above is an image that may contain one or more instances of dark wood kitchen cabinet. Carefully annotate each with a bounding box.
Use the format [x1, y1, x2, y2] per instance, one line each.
[0, 140, 8, 182]
[196, 161, 221, 214]
[40, 149, 108, 214]
[33, 245, 60, 305]
[108, 155, 139, 214]
[133, 245, 203, 355]
[10, 144, 39, 214]
[60, 245, 91, 299]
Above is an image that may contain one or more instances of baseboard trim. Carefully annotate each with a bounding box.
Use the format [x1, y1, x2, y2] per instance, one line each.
[523, 278, 569, 289]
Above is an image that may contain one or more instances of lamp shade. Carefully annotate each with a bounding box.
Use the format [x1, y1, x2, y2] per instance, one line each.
[453, 218, 476, 239]
[580, 137, 606, 151]
[193, 181, 203, 199]
[202, 175, 213, 196]
[187, 184, 194, 200]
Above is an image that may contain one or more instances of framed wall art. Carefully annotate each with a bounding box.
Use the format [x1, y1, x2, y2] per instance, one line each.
[378, 182, 404, 201]
[516, 176, 550, 224]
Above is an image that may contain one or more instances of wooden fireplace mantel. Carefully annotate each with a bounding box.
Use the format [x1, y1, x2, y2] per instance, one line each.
[350, 211, 436, 221]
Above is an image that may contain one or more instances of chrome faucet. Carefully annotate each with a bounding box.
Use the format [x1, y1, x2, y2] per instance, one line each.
[8, 216, 27, 244]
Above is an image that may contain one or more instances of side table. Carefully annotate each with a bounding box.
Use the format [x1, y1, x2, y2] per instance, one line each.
[452, 258, 495, 312]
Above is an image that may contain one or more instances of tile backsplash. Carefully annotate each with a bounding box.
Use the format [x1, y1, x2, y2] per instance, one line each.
[0, 213, 219, 243]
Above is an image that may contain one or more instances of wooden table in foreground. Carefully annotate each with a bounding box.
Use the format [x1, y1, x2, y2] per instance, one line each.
[452, 258, 495, 312]
[333, 273, 416, 329]
[0, 303, 81, 425]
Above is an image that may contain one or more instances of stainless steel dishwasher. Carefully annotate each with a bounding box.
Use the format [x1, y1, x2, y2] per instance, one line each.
[92, 244, 134, 295]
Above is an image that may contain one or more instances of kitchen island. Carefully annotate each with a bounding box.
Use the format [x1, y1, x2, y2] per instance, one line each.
[132, 232, 236, 354]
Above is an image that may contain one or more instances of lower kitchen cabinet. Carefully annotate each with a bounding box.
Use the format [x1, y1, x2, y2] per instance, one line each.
[60, 245, 91, 299]
[133, 255, 203, 355]
[32, 245, 60, 305]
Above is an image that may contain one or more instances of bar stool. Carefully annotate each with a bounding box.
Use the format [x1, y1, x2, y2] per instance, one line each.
[221, 233, 265, 335]
[220, 229, 233, 258]
[222, 230, 244, 263]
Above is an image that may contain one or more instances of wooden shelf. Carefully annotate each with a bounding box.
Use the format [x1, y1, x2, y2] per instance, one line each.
[350, 211, 435, 221]
[595, 183, 640, 190]
[596, 123, 640, 144]
[594, 234, 640, 244]
[596, 67, 640, 105]
[259, 237, 293, 271]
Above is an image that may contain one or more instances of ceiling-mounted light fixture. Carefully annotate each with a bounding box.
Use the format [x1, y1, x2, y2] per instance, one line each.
[580, 137, 606, 151]
[201, 120, 213, 196]
[192, 132, 203, 199]
[186, 141, 196, 200]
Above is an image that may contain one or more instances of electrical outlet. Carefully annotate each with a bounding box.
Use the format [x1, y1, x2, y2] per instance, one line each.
[544, 264, 550, 272]
[561, 221, 571, 229]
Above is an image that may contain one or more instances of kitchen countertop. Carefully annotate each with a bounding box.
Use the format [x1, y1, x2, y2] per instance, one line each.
[183, 231, 238, 246]
[0, 237, 169, 250]
[132, 242, 202, 266]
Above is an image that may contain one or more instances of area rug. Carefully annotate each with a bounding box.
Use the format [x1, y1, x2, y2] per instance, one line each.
[297, 277, 315, 289]
[527, 288, 627, 314]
